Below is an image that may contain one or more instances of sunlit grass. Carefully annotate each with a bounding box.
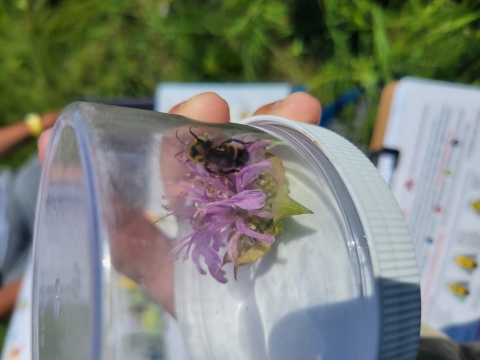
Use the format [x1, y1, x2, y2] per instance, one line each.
[1, 0, 480, 165]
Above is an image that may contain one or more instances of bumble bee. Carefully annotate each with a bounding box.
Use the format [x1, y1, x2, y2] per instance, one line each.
[176, 127, 251, 175]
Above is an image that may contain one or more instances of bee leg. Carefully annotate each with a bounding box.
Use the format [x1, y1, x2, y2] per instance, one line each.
[218, 168, 239, 175]
[174, 150, 184, 158]
[204, 163, 218, 174]
[174, 150, 188, 165]
[204, 163, 232, 177]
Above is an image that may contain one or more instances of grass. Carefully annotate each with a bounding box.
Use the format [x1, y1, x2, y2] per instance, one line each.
[1, 0, 479, 351]
[0, 319, 9, 355]
[1, 0, 480, 164]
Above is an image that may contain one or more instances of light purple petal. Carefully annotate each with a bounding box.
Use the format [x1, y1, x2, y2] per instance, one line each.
[236, 160, 272, 192]
[191, 206, 236, 229]
[230, 134, 251, 142]
[183, 231, 208, 260]
[248, 209, 273, 218]
[209, 266, 228, 283]
[199, 198, 236, 208]
[201, 198, 235, 208]
[176, 233, 194, 247]
[201, 245, 223, 267]
[191, 233, 228, 282]
[192, 244, 207, 275]
[245, 139, 269, 153]
[183, 161, 207, 177]
[204, 220, 235, 233]
[232, 190, 266, 210]
[173, 233, 194, 258]
[193, 211, 235, 227]
[201, 244, 228, 283]
[213, 227, 233, 251]
[245, 140, 270, 163]
[173, 135, 275, 283]
[176, 184, 206, 196]
[181, 158, 202, 176]
[209, 213, 235, 222]
[236, 218, 275, 243]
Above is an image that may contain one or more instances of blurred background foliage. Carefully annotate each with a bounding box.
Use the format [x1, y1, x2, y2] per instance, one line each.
[1, 0, 480, 165]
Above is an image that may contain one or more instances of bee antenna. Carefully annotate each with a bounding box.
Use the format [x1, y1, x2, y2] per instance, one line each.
[189, 126, 200, 140]
[176, 130, 188, 145]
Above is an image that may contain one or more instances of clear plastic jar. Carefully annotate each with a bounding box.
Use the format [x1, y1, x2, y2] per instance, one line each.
[32, 102, 420, 360]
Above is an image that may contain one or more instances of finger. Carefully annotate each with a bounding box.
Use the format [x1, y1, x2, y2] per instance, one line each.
[254, 92, 321, 126]
[38, 129, 52, 166]
[253, 101, 280, 115]
[40, 110, 61, 129]
[169, 92, 230, 124]
[163, 93, 230, 205]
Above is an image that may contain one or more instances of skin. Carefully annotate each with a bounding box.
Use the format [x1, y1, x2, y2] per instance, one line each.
[0, 111, 60, 156]
[36, 92, 321, 316]
[0, 281, 21, 318]
[0, 111, 59, 318]
[38, 93, 321, 163]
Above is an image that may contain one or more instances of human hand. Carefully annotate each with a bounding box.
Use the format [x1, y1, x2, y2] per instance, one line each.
[168, 91, 321, 125]
[37, 111, 60, 163]
[38, 93, 320, 164]
[40, 110, 61, 130]
[37, 92, 321, 316]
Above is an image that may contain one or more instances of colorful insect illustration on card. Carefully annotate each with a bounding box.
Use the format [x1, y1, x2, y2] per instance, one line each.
[470, 200, 480, 215]
[447, 282, 469, 298]
[455, 255, 477, 271]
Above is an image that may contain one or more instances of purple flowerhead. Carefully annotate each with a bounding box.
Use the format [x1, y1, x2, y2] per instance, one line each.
[170, 130, 313, 283]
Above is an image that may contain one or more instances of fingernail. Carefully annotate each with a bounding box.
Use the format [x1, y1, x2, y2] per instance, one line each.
[272, 100, 282, 110]
[170, 101, 186, 114]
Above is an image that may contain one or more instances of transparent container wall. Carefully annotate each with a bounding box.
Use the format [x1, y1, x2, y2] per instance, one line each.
[32, 102, 378, 360]
[33, 126, 96, 360]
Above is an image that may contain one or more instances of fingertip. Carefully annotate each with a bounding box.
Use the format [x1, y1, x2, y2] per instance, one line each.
[270, 92, 322, 126]
[253, 100, 282, 116]
[169, 92, 230, 123]
[169, 101, 186, 114]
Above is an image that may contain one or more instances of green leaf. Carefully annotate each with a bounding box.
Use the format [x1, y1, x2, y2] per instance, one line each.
[265, 153, 285, 185]
[234, 241, 271, 279]
[272, 187, 313, 223]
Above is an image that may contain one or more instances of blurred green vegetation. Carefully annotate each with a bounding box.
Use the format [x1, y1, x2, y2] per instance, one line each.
[2, 0, 480, 164]
[0, 320, 8, 354]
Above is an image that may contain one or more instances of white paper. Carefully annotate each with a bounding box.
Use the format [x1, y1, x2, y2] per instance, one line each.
[155, 83, 292, 123]
[382, 77, 480, 342]
[1, 260, 32, 360]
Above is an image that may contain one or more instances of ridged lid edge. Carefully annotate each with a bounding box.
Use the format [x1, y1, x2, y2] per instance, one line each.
[243, 116, 421, 360]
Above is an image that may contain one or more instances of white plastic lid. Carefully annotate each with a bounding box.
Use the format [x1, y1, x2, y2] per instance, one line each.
[246, 116, 421, 359]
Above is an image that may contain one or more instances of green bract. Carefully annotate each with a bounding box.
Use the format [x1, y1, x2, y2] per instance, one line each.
[224, 153, 313, 278]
